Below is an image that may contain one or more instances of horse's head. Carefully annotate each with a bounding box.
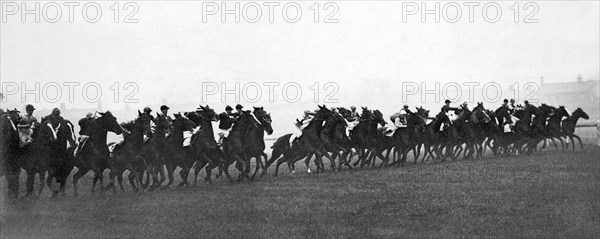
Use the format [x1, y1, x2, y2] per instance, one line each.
[253, 107, 273, 135]
[153, 112, 173, 134]
[7, 109, 21, 124]
[97, 111, 124, 135]
[572, 108, 589, 120]
[315, 105, 334, 121]
[359, 107, 372, 121]
[473, 103, 491, 123]
[556, 106, 569, 118]
[416, 106, 429, 119]
[372, 109, 387, 126]
[197, 105, 218, 122]
[540, 104, 553, 116]
[135, 111, 153, 136]
[173, 113, 197, 132]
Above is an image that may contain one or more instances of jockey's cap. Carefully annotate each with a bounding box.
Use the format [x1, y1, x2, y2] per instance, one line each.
[143, 107, 152, 113]
[160, 105, 169, 111]
[225, 105, 233, 111]
[235, 104, 243, 109]
[444, 99, 451, 104]
[51, 108, 60, 115]
[25, 104, 35, 111]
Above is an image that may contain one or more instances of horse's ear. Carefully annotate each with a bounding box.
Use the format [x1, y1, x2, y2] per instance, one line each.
[156, 112, 160, 117]
[138, 110, 142, 116]
[98, 112, 105, 116]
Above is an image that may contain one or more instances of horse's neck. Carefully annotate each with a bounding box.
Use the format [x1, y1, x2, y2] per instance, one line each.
[199, 118, 214, 137]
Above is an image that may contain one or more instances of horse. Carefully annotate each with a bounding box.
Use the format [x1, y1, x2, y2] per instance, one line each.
[349, 108, 387, 168]
[276, 105, 335, 175]
[561, 108, 589, 150]
[472, 103, 492, 158]
[389, 111, 425, 166]
[0, 110, 22, 199]
[544, 105, 569, 150]
[163, 113, 198, 187]
[17, 117, 76, 197]
[244, 107, 273, 180]
[106, 111, 153, 193]
[186, 105, 230, 184]
[72, 111, 124, 198]
[142, 112, 173, 190]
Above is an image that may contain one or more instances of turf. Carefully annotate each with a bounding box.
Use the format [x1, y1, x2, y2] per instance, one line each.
[1, 146, 599, 238]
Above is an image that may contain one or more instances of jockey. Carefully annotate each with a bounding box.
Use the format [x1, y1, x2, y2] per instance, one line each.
[217, 105, 236, 146]
[18, 104, 39, 140]
[501, 99, 509, 108]
[348, 106, 360, 121]
[235, 104, 244, 117]
[508, 99, 516, 114]
[142, 106, 155, 122]
[158, 105, 174, 135]
[396, 105, 412, 128]
[345, 106, 360, 133]
[289, 109, 316, 146]
[441, 99, 459, 121]
[43, 108, 64, 124]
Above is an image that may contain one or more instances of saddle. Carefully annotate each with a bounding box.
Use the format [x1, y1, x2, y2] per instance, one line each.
[73, 135, 89, 157]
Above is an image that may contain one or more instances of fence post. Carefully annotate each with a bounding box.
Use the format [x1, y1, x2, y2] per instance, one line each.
[597, 119, 600, 147]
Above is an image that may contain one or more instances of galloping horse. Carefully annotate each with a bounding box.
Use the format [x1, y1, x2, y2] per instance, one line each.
[244, 107, 273, 180]
[17, 117, 76, 197]
[1, 110, 22, 199]
[163, 113, 197, 187]
[186, 105, 229, 184]
[107, 111, 153, 193]
[561, 108, 589, 150]
[72, 111, 124, 197]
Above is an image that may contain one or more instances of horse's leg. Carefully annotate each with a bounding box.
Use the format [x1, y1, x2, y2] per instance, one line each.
[164, 162, 175, 188]
[572, 134, 584, 150]
[305, 153, 313, 174]
[179, 165, 190, 187]
[24, 171, 35, 198]
[128, 170, 138, 193]
[72, 168, 88, 198]
[38, 171, 47, 197]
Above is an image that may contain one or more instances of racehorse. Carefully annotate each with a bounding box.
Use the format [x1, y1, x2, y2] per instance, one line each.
[186, 105, 229, 184]
[350, 108, 386, 168]
[1, 110, 22, 199]
[17, 117, 76, 197]
[163, 113, 198, 187]
[561, 108, 589, 150]
[106, 111, 153, 193]
[244, 107, 273, 180]
[72, 111, 124, 197]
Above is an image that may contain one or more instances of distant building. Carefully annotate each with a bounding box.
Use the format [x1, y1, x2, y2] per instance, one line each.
[537, 75, 599, 119]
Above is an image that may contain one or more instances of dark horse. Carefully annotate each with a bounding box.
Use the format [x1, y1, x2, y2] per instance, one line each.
[561, 108, 589, 150]
[350, 108, 387, 168]
[186, 105, 229, 184]
[244, 107, 273, 180]
[106, 111, 153, 193]
[163, 113, 198, 187]
[72, 111, 124, 197]
[1, 110, 22, 199]
[17, 117, 76, 197]
[266, 105, 335, 175]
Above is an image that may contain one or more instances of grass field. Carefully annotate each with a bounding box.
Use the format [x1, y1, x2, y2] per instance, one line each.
[1, 143, 599, 238]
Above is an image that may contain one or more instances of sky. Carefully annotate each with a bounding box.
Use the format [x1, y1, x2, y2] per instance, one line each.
[1, 0, 599, 121]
